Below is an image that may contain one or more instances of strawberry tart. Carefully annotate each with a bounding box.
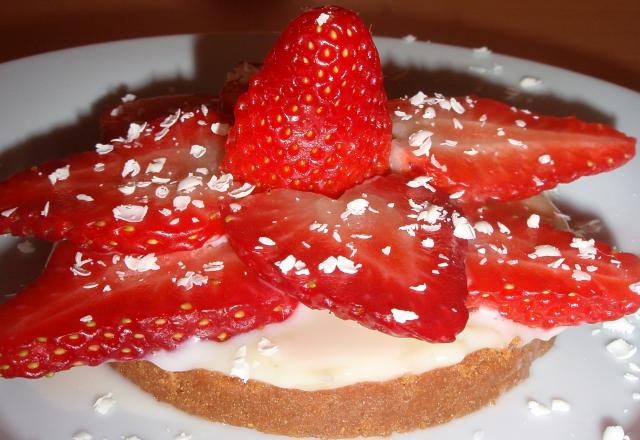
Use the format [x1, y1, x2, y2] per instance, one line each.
[0, 5, 639, 439]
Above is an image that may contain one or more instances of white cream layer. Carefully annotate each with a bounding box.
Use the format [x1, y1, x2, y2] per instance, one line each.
[148, 305, 561, 391]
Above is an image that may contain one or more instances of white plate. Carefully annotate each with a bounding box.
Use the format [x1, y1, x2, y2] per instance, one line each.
[0, 34, 639, 440]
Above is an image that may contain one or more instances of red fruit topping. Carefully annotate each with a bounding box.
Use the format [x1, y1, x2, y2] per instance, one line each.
[465, 205, 640, 328]
[225, 174, 469, 342]
[222, 6, 392, 197]
[0, 104, 250, 254]
[390, 96, 636, 203]
[0, 240, 297, 379]
[100, 94, 220, 141]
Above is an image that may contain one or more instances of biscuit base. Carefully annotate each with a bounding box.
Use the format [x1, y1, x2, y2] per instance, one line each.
[113, 338, 554, 438]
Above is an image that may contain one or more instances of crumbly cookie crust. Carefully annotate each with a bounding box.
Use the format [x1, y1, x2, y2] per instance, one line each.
[113, 338, 553, 438]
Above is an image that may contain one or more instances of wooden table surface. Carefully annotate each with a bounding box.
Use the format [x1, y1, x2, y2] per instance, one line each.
[1, 0, 639, 91]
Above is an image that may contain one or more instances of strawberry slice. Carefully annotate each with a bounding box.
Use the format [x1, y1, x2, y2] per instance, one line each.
[0, 239, 297, 379]
[390, 95, 636, 203]
[100, 94, 221, 141]
[465, 206, 640, 328]
[0, 104, 248, 254]
[225, 174, 469, 342]
[221, 6, 392, 197]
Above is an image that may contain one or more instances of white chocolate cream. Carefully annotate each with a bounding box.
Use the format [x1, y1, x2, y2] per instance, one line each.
[148, 305, 562, 391]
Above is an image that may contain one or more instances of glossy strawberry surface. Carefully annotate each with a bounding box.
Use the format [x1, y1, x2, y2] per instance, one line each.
[226, 174, 469, 342]
[390, 96, 635, 203]
[222, 6, 392, 196]
[465, 205, 640, 327]
[0, 103, 245, 254]
[0, 240, 297, 378]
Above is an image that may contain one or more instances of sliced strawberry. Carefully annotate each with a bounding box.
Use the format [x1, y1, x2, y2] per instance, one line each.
[222, 6, 392, 197]
[100, 94, 221, 141]
[465, 205, 640, 328]
[390, 95, 636, 203]
[225, 174, 469, 342]
[0, 104, 249, 254]
[0, 240, 297, 379]
[464, 193, 570, 232]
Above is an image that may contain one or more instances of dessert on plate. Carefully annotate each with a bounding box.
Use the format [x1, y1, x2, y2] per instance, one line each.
[0, 5, 639, 439]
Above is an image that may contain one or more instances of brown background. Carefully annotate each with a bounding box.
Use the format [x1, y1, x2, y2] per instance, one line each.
[1, 0, 639, 91]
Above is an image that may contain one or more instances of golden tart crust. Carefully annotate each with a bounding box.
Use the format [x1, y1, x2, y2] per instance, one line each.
[113, 337, 553, 438]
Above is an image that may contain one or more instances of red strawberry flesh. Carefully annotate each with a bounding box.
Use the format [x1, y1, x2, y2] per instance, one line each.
[225, 174, 469, 342]
[390, 96, 636, 203]
[465, 205, 640, 327]
[0, 240, 297, 379]
[100, 94, 221, 141]
[222, 6, 392, 197]
[0, 103, 247, 254]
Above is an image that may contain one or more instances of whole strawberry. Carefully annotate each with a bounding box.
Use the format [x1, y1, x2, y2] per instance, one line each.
[221, 6, 392, 197]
